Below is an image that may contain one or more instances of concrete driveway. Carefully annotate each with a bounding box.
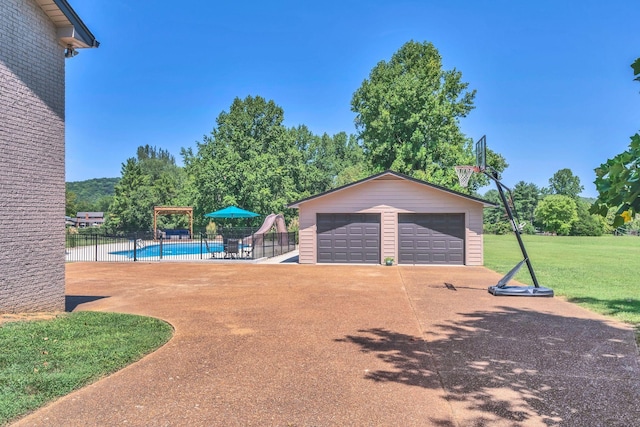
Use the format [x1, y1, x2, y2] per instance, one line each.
[14, 263, 640, 426]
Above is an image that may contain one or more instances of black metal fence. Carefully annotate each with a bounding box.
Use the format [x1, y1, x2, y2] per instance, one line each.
[65, 229, 297, 262]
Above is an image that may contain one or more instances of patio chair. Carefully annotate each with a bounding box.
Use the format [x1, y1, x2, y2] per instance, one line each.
[226, 238, 240, 259]
[240, 237, 253, 259]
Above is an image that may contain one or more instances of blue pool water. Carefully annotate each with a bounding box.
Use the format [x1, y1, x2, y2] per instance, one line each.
[110, 241, 225, 258]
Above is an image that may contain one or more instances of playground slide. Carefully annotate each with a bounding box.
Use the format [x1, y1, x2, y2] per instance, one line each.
[254, 214, 287, 234]
[252, 213, 288, 246]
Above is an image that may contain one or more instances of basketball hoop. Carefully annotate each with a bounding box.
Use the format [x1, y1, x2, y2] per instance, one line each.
[455, 166, 477, 188]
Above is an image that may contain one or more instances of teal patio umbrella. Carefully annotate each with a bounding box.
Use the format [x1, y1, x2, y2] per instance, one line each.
[204, 206, 260, 219]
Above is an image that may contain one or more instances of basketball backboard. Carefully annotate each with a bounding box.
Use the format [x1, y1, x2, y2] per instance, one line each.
[476, 135, 486, 171]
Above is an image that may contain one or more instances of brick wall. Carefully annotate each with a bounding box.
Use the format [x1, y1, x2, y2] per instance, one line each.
[0, 0, 66, 312]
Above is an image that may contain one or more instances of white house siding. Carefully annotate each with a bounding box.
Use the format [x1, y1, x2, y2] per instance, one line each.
[0, 0, 66, 312]
[296, 176, 485, 265]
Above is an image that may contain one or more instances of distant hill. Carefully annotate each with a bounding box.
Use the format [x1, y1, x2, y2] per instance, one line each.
[580, 196, 596, 204]
[66, 177, 120, 205]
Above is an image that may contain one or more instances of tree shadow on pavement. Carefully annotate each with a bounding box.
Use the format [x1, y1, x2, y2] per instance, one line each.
[336, 327, 442, 388]
[337, 307, 640, 427]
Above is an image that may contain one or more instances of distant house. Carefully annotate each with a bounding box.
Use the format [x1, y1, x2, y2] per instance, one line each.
[0, 0, 98, 313]
[75, 212, 105, 228]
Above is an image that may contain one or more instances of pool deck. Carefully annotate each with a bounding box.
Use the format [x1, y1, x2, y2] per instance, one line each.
[65, 240, 289, 263]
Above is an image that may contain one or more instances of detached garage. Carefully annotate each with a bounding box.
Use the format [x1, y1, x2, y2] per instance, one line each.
[288, 170, 496, 265]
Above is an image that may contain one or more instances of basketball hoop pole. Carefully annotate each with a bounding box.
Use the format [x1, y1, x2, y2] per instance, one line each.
[482, 169, 541, 289]
[465, 135, 552, 296]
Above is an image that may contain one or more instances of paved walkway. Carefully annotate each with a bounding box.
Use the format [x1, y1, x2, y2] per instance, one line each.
[14, 263, 640, 426]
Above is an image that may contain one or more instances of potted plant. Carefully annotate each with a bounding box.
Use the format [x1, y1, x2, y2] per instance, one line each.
[384, 257, 394, 266]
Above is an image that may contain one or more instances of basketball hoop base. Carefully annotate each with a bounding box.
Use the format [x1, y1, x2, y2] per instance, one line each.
[488, 285, 554, 297]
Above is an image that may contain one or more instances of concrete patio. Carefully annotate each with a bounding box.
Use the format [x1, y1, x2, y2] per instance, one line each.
[13, 263, 640, 426]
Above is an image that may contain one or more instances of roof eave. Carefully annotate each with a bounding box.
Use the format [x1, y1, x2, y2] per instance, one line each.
[36, 0, 99, 49]
[288, 170, 498, 208]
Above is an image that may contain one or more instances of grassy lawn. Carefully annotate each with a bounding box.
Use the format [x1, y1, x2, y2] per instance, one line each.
[0, 312, 173, 425]
[484, 234, 640, 325]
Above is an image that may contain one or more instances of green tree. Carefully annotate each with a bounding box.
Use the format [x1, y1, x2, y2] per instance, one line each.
[512, 181, 541, 225]
[534, 195, 578, 236]
[289, 126, 366, 194]
[289, 125, 319, 195]
[65, 190, 78, 217]
[327, 132, 367, 187]
[351, 40, 506, 191]
[106, 158, 150, 231]
[482, 189, 511, 234]
[182, 96, 306, 226]
[94, 196, 114, 213]
[546, 168, 584, 198]
[592, 133, 640, 226]
[106, 146, 185, 232]
[571, 199, 605, 236]
[334, 163, 370, 188]
[591, 58, 640, 227]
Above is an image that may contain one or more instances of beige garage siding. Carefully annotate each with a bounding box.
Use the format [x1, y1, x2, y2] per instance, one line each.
[296, 176, 485, 265]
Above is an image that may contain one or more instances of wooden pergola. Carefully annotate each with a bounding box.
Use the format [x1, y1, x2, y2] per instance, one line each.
[153, 206, 193, 240]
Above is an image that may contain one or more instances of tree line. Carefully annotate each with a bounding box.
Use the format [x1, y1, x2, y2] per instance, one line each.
[81, 40, 507, 233]
[482, 168, 639, 236]
[66, 43, 638, 237]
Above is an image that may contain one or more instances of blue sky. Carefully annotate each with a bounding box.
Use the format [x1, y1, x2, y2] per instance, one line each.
[65, 0, 639, 197]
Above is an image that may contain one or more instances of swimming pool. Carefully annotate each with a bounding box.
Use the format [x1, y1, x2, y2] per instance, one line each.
[110, 241, 225, 258]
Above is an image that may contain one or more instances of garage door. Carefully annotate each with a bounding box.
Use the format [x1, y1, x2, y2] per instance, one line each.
[398, 214, 465, 265]
[317, 213, 380, 264]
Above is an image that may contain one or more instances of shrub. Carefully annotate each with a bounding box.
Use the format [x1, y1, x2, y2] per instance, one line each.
[206, 221, 217, 237]
[534, 195, 578, 236]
